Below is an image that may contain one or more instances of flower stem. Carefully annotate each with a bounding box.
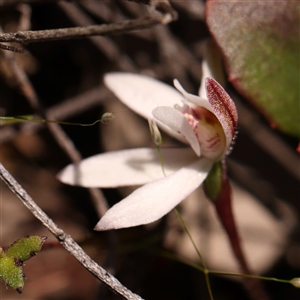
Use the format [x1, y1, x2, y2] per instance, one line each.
[174, 209, 214, 300]
[209, 270, 292, 284]
[157, 250, 297, 288]
[0, 114, 114, 126]
[156, 146, 166, 177]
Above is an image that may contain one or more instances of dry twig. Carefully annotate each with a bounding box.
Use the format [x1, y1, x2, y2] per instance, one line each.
[0, 162, 143, 300]
[0, 0, 177, 46]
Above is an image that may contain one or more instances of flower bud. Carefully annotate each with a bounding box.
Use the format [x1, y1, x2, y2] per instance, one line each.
[148, 118, 162, 146]
[291, 277, 300, 288]
[100, 112, 115, 124]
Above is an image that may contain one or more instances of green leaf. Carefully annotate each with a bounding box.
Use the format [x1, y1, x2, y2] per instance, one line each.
[0, 236, 47, 293]
[206, 1, 300, 137]
[0, 256, 24, 293]
[6, 236, 47, 262]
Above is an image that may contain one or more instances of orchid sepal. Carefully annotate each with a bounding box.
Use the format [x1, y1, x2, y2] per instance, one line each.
[94, 158, 213, 230]
[57, 148, 196, 188]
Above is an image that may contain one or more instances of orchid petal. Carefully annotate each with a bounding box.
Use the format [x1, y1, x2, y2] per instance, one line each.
[205, 78, 238, 151]
[152, 107, 201, 156]
[173, 79, 212, 112]
[94, 158, 213, 230]
[57, 148, 196, 188]
[104, 73, 183, 120]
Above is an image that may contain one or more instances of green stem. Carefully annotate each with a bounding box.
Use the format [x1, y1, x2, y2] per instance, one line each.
[174, 209, 214, 300]
[209, 270, 291, 284]
[0, 114, 113, 126]
[157, 249, 295, 286]
[156, 145, 166, 177]
[155, 141, 214, 299]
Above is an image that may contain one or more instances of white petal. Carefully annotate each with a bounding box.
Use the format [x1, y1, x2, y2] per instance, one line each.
[153, 107, 201, 156]
[104, 73, 183, 120]
[94, 158, 213, 230]
[57, 148, 196, 188]
[173, 79, 212, 112]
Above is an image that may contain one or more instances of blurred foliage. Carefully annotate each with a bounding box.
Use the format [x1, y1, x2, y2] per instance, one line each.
[207, 0, 300, 137]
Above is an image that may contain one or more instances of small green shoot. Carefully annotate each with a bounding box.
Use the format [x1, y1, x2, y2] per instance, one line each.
[6, 236, 46, 262]
[0, 236, 47, 293]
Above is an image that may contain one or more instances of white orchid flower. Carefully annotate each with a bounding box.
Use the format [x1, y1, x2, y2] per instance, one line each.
[58, 71, 237, 231]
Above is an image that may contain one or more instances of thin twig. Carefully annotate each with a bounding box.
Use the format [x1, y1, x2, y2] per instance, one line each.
[0, 163, 143, 300]
[0, 16, 173, 44]
[0, 0, 177, 47]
